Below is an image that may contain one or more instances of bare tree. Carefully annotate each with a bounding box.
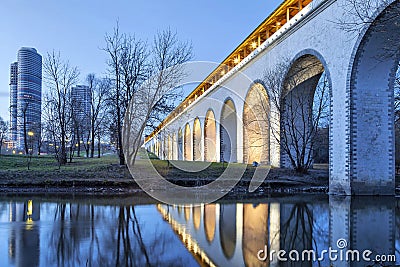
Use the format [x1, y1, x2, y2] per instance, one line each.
[337, 0, 400, 57]
[104, 23, 190, 166]
[86, 74, 110, 158]
[43, 91, 67, 164]
[9, 101, 29, 154]
[120, 35, 149, 108]
[122, 29, 192, 167]
[145, 29, 191, 130]
[18, 102, 30, 155]
[31, 121, 43, 155]
[262, 59, 330, 173]
[103, 23, 126, 165]
[338, 0, 392, 32]
[0, 117, 8, 155]
[43, 51, 79, 165]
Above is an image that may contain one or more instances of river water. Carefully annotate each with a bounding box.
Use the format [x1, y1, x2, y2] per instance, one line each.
[0, 194, 398, 267]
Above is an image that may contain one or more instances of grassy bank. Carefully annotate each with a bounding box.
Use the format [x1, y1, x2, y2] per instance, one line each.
[0, 151, 329, 193]
[0, 154, 118, 171]
[0, 154, 133, 187]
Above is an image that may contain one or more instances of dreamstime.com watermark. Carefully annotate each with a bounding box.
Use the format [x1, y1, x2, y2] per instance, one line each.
[257, 239, 396, 263]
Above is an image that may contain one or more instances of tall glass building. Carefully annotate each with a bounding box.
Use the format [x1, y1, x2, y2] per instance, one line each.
[9, 47, 42, 150]
[71, 85, 91, 137]
[9, 62, 18, 146]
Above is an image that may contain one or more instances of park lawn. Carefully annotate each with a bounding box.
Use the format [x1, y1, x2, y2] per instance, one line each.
[0, 151, 263, 187]
[0, 149, 330, 192]
[0, 153, 134, 187]
[0, 154, 119, 172]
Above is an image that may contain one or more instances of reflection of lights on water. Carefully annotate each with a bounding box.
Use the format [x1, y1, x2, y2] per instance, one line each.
[27, 200, 33, 217]
[26, 200, 34, 230]
[9, 203, 13, 222]
[26, 217, 34, 230]
[157, 204, 217, 267]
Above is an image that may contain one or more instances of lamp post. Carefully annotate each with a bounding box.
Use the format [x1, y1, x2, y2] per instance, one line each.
[27, 131, 34, 170]
[27, 131, 34, 152]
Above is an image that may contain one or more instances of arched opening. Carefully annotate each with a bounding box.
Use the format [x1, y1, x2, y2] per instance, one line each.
[193, 206, 201, 230]
[168, 134, 172, 160]
[156, 140, 160, 158]
[158, 140, 162, 158]
[172, 133, 177, 160]
[219, 204, 236, 259]
[348, 1, 399, 194]
[242, 204, 269, 266]
[178, 128, 183, 160]
[163, 136, 168, 160]
[279, 54, 331, 173]
[204, 110, 217, 162]
[184, 206, 190, 221]
[204, 204, 216, 243]
[193, 118, 202, 161]
[243, 83, 270, 164]
[184, 123, 192, 161]
[220, 99, 237, 162]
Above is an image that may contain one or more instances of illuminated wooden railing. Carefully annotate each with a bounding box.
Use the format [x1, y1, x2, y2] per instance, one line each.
[157, 205, 217, 266]
[146, 0, 313, 142]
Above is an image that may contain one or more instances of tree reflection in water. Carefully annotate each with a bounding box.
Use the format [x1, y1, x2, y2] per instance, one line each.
[280, 203, 313, 254]
[280, 203, 329, 267]
[47, 203, 187, 267]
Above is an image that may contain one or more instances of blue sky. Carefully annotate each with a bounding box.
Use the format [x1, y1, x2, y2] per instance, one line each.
[0, 0, 282, 120]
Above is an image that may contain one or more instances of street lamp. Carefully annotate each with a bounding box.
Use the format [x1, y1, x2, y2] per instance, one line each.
[27, 131, 35, 170]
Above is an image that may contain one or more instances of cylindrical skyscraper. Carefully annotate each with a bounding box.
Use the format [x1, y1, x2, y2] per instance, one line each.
[16, 47, 42, 150]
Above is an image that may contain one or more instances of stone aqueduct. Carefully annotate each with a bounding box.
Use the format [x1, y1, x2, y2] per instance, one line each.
[144, 0, 400, 195]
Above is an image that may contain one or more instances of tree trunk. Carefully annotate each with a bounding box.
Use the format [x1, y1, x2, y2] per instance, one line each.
[116, 103, 125, 165]
[77, 128, 81, 157]
[60, 130, 67, 164]
[23, 114, 28, 155]
[69, 146, 73, 163]
[97, 134, 101, 158]
[90, 128, 95, 158]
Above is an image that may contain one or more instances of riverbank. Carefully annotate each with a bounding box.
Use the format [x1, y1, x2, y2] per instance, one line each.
[0, 153, 330, 195]
[10, 153, 400, 196]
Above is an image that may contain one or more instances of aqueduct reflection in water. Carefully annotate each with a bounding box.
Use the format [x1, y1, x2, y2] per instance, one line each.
[0, 196, 398, 266]
[158, 197, 398, 266]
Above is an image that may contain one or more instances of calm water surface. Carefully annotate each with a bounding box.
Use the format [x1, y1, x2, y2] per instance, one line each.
[0, 195, 398, 267]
